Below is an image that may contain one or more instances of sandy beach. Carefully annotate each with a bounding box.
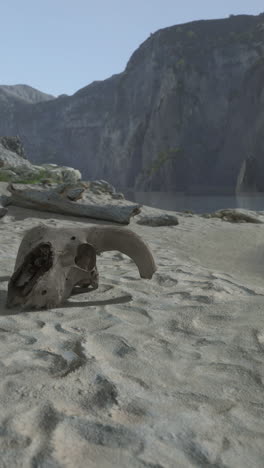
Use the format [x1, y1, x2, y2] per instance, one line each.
[0, 200, 264, 467]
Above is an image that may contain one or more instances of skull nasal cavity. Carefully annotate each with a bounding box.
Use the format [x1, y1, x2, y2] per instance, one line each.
[74, 243, 96, 271]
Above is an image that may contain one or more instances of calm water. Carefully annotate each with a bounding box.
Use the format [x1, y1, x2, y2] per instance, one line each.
[123, 192, 264, 214]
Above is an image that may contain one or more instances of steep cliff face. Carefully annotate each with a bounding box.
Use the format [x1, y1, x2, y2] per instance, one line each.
[1, 14, 264, 192]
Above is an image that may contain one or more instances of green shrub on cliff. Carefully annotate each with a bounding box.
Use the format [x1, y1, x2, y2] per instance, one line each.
[144, 147, 183, 177]
[0, 168, 61, 184]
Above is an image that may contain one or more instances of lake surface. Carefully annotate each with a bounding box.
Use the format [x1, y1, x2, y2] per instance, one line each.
[123, 192, 264, 213]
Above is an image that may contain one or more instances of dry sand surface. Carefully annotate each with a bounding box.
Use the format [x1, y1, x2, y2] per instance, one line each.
[0, 200, 264, 467]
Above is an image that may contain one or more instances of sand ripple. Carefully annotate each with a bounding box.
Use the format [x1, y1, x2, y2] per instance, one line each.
[0, 211, 264, 467]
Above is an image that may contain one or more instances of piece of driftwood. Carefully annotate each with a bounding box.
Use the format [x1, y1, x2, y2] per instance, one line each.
[7, 184, 141, 224]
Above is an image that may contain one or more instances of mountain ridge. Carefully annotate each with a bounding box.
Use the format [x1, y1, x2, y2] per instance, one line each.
[0, 84, 55, 104]
[1, 13, 264, 192]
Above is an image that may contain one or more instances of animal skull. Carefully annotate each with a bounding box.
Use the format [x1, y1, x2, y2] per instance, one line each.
[7, 224, 156, 309]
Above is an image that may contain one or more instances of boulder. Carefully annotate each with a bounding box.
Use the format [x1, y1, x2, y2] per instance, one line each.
[202, 208, 264, 223]
[40, 164, 81, 184]
[0, 140, 83, 185]
[0, 136, 27, 159]
[0, 140, 32, 171]
[88, 180, 117, 195]
[82, 180, 125, 199]
[136, 213, 179, 226]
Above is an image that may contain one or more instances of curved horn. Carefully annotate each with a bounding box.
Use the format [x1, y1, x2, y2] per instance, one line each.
[84, 226, 156, 279]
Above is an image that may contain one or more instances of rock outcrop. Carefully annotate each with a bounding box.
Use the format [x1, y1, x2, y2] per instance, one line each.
[136, 213, 179, 226]
[0, 137, 81, 185]
[1, 14, 264, 192]
[0, 137, 32, 172]
[0, 137, 135, 222]
[202, 208, 264, 223]
[0, 136, 27, 159]
[0, 84, 54, 104]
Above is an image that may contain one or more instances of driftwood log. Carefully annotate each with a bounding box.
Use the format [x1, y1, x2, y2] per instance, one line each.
[7, 184, 141, 224]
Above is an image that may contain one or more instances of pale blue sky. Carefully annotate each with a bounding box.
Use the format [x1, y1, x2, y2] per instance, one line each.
[1, 0, 263, 96]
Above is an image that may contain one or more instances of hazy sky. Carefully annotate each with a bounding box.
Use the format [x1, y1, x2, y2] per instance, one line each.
[1, 0, 263, 96]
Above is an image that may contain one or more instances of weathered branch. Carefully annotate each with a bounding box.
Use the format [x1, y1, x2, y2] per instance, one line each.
[7, 184, 141, 224]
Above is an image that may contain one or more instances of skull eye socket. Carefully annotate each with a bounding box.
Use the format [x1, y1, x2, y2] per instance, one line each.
[9, 242, 53, 298]
[74, 243, 96, 271]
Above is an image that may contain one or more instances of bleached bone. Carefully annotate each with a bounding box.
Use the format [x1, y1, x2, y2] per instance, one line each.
[7, 224, 156, 309]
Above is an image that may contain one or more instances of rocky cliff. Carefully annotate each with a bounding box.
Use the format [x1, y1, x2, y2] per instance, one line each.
[0, 84, 55, 104]
[1, 14, 264, 192]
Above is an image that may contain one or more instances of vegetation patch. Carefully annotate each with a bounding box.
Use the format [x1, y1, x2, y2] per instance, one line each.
[176, 58, 185, 68]
[186, 30, 196, 39]
[0, 168, 62, 184]
[144, 147, 183, 177]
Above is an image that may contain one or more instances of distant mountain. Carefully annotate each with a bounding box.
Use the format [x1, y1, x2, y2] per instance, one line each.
[1, 14, 264, 192]
[0, 84, 55, 104]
